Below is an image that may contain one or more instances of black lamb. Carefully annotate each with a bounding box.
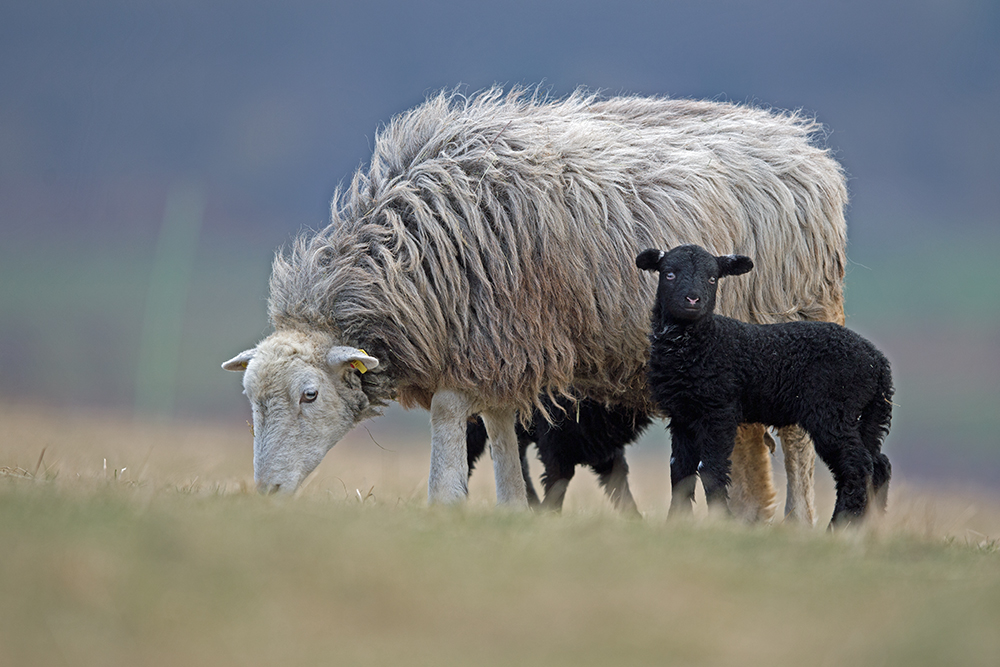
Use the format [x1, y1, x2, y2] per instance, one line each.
[636, 244, 893, 526]
[466, 396, 651, 516]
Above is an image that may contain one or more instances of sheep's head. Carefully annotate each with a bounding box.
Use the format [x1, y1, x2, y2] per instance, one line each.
[636, 244, 753, 323]
[222, 330, 380, 494]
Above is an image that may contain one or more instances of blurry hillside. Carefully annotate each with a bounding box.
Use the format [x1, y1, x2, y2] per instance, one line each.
[0, 0, 997, 487]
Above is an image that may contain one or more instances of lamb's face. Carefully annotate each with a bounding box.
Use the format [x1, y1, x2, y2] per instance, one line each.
[636, 244, 753, 323]
[223, 330, 379, 494]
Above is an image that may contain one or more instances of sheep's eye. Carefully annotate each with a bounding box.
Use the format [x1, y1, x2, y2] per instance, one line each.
[664, 272, 675, 280]
[301, 389, 318, 404]
[709, 276, 716, 284]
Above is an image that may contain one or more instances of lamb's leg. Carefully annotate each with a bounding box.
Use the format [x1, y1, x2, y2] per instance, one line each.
[809, 427, 871, 527]
[728, 424, 778, 523]
[830, 457, 871, 526]
[539, 449, 576, 511]
[860, 393, 893, 514]
[429, 389, 474, 504]
[541, 476, 572, 511]
[668, 423, 701, 517]
[871, 453, 891, 512]
[698, 419, 740, 513]
[779, 425, 817, 526]
[800, 298, 843, 524]
[594, 449, 641, 518]
[465, 417, 488, 478]
[534, 425, 575, 511]
[481, 407, 530, 509]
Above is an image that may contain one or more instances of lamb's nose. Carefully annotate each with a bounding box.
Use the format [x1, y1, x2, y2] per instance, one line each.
[686, 296, 700, 305]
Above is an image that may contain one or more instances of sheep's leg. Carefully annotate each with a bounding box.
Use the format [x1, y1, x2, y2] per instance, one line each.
[467, 416, 540, 506]
[516, 419, 542, 507]
[481, 407, 530, 509]
[779, 425, 817, 526]
[594, 449, 641, 517]
[728, 424, 778, 523]
[667, 423, 700, 517]
[429, 389, 474, 504]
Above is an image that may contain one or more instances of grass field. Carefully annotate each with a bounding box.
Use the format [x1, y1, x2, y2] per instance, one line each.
[2, 403, 999, 667]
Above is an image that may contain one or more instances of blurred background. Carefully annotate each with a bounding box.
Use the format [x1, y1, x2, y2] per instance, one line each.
[1, 0, 997, 489]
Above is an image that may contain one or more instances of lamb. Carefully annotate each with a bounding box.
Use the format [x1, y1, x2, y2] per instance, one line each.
[221, 87, 850, 519]
[466, 397, 651, 516]
[636, 244, 893, 526]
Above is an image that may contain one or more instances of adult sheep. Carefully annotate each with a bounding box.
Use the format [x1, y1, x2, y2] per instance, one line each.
[223, 87, 847, 520]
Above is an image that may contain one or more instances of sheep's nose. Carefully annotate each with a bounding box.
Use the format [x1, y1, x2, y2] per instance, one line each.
[686, 296, 700, 305]
[257, 481, 281, 495]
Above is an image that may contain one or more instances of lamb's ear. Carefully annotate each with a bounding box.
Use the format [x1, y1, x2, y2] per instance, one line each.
[635, 248, 666, 272]
[222, 349, 256, 371]
[327, 346, 380, 374]
[717, 254, 753, 277]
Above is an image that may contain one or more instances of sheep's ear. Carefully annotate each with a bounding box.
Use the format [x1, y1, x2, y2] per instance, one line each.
[635, 248, 666, 272]
[717, 254, 753, 277]
[222, 349, 256, 371]
[328, 346, 380, 374]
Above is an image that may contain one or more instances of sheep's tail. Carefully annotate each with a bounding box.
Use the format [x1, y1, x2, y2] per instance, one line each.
[864, 357, 894, 447]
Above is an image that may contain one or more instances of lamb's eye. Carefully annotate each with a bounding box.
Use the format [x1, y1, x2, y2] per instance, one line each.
[665, 272, 675, 280]
[301, 389, 318, 404]
[709, 277, 716, 284]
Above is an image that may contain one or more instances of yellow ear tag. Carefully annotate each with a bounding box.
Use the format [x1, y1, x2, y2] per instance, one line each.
[349, 349, 369, 374]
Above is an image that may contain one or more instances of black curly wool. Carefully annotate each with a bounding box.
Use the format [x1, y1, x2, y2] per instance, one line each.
[466, 396, 651, 515]
[637, 244, 893, 526]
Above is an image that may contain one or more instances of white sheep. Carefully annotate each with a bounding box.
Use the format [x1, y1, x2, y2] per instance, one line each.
[223, 87, 848, 520]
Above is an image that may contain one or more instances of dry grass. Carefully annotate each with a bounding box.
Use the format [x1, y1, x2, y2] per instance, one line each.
[2, 402, 999, 666]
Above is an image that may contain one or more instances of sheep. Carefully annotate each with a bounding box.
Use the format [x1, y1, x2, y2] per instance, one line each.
[466, 397, 651, 516]
[636, 244, 893, 526]
[222, 86, 849, 518]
